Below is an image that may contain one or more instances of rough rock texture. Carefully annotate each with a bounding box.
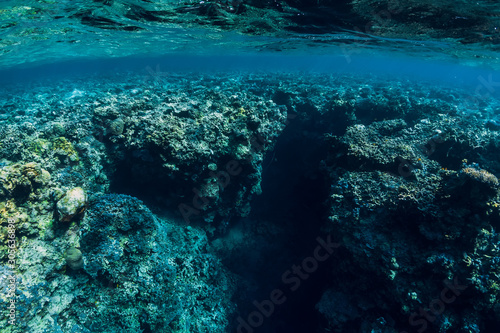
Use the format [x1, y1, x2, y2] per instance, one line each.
[1, 194, 236, 333]
[64, 247, 83, 270]
[57, 187, 87, 222]
[1, 71, 500, 332]
[319, 102, 500, 331]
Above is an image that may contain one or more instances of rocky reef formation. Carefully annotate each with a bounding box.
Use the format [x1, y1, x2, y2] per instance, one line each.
[1, 71, 500, 332]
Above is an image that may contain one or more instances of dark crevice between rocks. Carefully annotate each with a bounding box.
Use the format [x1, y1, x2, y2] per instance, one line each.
[108, 145, 257, 227]
[140, 322, 153, 333]
[227, 114, 334, 332]
[105, 96, 349, 332]
[108, 150, 193, 220]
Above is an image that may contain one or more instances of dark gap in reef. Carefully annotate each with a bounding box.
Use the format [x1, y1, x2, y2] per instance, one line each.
[108, 147, 190, 219]
[227, 116, 333, 333]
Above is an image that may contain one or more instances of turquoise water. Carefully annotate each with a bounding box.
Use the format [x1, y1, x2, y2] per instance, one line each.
[2, 1, 500, 333]
[2, 53, 499, 94]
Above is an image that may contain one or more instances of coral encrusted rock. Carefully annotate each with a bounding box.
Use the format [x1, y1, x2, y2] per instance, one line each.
[56, 187, 87, 222]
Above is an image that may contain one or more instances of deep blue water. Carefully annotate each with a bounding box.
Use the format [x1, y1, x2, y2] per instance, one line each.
[1, 50, 499, 95]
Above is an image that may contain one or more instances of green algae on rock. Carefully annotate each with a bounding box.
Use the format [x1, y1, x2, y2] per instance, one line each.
[52, 137, 79, 164]
[64, 247, 83, 270]
[0, 162, 49, 201]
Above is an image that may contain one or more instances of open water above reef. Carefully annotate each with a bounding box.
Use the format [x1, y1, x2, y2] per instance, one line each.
[1, 1, 500, 333]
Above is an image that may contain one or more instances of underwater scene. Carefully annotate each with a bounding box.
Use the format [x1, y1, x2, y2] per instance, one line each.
[1, 1, 500, 333]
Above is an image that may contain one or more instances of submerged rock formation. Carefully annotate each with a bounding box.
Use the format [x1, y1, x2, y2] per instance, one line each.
[1, 70, 500, 332]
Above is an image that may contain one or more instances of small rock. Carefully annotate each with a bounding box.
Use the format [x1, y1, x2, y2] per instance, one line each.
[57, 187, 87, 222]
[109, 118, 125, 136]
[52, 122, 66, 136]
[65, 247, 83, 270]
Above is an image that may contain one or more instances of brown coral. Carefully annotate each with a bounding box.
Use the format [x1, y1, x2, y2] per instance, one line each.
[461, 167, 499, 188]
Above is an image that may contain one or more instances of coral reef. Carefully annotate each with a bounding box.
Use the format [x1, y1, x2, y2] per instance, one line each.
[0, 71, 499, 332]
[320, 110, 500, 331]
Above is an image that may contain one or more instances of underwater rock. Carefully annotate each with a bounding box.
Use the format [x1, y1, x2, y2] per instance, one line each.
[444, 165, 500, 202]
[0, 162, 49, 201]
[320, 101, 500, 331]
[64, 247, 83, 270]
[485, 119, 500, 131]
[461, 166, 499, 189]
[76, 194, 236, 332]
[56, 187, 87, 222]
[1, 71, 499, 332]
[51, 122, 66, 136]
[22, 162, 50, 186]
[109, 118, 125, 136]
[52, 137, 80, 163]
[316, 290, 360, 327]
